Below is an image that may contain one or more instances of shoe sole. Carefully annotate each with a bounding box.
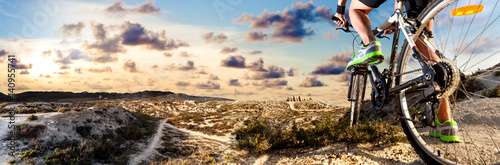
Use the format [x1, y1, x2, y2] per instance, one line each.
[429, 132, 462, 143]
[346, 54, 384, 70]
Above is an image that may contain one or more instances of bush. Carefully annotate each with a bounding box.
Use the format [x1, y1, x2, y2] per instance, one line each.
[9, 124, 45, 139]
[482, 84, 500, 97]
[76, 126, 92, 137]
[234, 114, 406, 154]
[27, 115, 38, 121]
[494, 71, 500, 76]
[21, 150, 38, 159]
[7, 159, 16, 164]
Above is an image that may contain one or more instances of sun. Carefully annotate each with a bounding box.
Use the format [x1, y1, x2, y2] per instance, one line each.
[23, 54, 60, 77]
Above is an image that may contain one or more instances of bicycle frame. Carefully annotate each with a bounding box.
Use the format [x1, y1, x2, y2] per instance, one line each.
[347, 0, 443, 109]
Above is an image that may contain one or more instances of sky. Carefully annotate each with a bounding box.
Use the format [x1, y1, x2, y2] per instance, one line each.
[0, 0, 498, 106]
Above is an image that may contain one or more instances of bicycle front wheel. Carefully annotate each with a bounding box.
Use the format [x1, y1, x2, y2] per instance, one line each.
[349, 73, 364, 127]
[397, 0, 500, 164]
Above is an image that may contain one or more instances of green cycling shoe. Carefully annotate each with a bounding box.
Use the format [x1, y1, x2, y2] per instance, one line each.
[429, 119, 462, 143]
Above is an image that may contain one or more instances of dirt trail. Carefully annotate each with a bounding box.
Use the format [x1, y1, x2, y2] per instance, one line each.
[164, 123, 231, 145]
[129, 119, 167, 165]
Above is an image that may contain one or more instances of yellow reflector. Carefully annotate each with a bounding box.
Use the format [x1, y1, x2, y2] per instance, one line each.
[451, 5, 484, 16]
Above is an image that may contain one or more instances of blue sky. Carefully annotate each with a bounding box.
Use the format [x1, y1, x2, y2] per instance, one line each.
[0, 0, 497, 105]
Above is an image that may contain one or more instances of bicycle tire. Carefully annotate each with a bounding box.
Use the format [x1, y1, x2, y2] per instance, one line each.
[349, 74, 363, 127]
[397, 0, 500, 164]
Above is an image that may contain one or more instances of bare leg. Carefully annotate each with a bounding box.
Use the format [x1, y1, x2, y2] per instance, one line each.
[349, 0, 375, 45]
[415, 19, 452, 123]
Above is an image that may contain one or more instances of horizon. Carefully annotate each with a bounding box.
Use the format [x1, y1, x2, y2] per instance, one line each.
[0, 0, 498, 106]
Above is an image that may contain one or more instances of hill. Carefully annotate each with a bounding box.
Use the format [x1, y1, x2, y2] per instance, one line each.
[0, 90, 233, 102]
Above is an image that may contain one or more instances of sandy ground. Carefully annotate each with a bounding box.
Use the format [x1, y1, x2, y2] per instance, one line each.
[0, 112, 62, 164]
[0, 97, 498, 164]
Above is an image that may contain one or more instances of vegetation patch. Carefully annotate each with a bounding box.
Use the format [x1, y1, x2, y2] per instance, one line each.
[27, 114, 38, 121]
[5, 124, 46, 140]
[234, 114, 406, 154]
[482, 84, 500, 97]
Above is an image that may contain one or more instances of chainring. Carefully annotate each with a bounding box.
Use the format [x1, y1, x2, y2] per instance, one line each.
[432, 58, 460, 98]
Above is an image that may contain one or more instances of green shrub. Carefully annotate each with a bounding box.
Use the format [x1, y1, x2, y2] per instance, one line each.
[76, 126, 92, 137]
[45, 147, 82, 165]
[234, 114, 406, 154]
[21, 150, 38, 159]
[494, 71, 500, 76]
[10, 124, 45, 139]
[57, 107, 71, 113]
[482, 84, 500, 97]
[7, 159, 16, 164]
[27, 115, 38, 121]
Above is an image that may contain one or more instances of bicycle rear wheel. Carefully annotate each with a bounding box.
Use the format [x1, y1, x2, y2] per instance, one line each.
[397, 0, 500, 164]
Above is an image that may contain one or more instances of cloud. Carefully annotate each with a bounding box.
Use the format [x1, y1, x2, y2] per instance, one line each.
[123, 60, 139, 73]
[41, 50, 51, 57]
[146, 78, 156, 86]
[196, 81, 221, 90]
[312, 52, 352, 75]
[54, 49, 92, 66]
[58, 22, 85, 37]
[244, 31, 268, 42]
[299, 77, 325, 87]
[164, 60, 196, 71]
[74, 67, 82, 74]
[40, 74, 53, 78]
[0, 49, 8, 57]
[220, 55, 246, 68]
[85, 23, 124, 62]
[20, 70, 30, 75]
[120, 21, 189, 51]
[93, 54, 118, 63]
[220, 47, 238, 54]
[229, 79, 241, 86]
[53, 71, 69, 75]
[327, 51, 352, 66]
[209, 74, 220, 80]
[234, 89, 255, 95]
[105, 0, 160, 15]
[322, 29, 338, 40]
[11, 58, 33, 69]
[287, 67, 299, 76]
[311, 63, 345, 75]
[202, 32, 228, 44]
[248, 50, 263, 55]
[175, 81, 190, 87]
[247, 58, 266, 71]
[88, 66, 112, 73]
[178, 51, 194, 58]
[179, 60, 195, 71]
[235, 1, 333, 43]
[253, 79, 288, 89]
[247, 64, 286, 80]
[336, 71, 350, 82]
[60, 65, 71, 69]
[163, 52, 172, 57]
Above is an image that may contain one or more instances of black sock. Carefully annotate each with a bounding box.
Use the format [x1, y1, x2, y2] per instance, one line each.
[363, 42, 370, 47]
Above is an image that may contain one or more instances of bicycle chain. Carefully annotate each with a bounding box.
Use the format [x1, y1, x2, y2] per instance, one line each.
[389, 68, 423, 78]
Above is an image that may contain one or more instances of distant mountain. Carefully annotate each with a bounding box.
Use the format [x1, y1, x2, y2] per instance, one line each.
[0, 91, 233, 102]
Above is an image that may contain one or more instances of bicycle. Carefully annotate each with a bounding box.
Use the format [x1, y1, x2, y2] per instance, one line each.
[334, 0, 500, 164]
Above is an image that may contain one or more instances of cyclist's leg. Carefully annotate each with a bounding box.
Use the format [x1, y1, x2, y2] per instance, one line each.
[415, 20, 453, 123]
[349, 0, 375, 45]
[416, 20, 460, 142]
